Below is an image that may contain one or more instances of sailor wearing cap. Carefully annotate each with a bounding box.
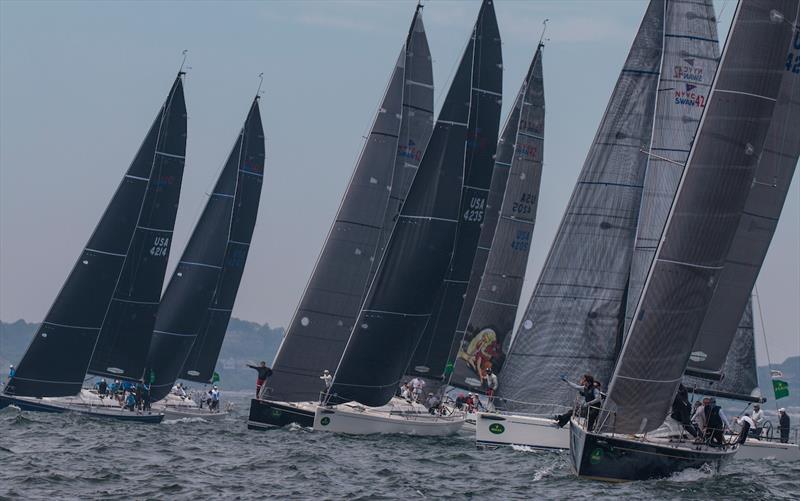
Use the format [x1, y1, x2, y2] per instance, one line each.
[778, 408, 791, 444]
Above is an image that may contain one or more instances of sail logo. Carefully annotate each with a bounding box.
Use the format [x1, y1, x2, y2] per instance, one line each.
[463, 196, 486, 222]
[466, 128, 489, 152]
[674, 84, 706, 108]
[243, 162, 264, 174]
[515, 142, 538, 159]
[155, 175, 178, 188]
[511, 230, 531, 251]
[226, 247, 247, 268]
[398, 139, 422, 162]
[488, 423, 505, 434]
[673, 59, 704, 82]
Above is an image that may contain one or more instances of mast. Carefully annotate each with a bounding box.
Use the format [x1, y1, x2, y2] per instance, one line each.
[498, 0, 665, 415]
[598, 0, 798, 435]
[328, 0, 502, 407]
[5, 74, 187, 397]
[449, 42, 545, 391]
[266, 5, 433, 403]
[145, 96, 265, 401]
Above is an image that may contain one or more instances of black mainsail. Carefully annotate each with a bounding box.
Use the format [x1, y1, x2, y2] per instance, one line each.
[266, 5, 433, 403]
[6, 74, 187, 397]
[329, 0, 502, 407]
[498, 0, 665, 414]
[598, 0, 798, 435]
[405, 0, 503, 383]
[146, 97, 265, 401]
[450, 43, 545, 391]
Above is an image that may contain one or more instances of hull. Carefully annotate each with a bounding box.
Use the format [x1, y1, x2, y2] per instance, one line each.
[314, 398, 465, 436]
[734, 437, 799, 461]
[0, 393, 163, 423]
[476, 412, 569, 450]
[153, 395, 229, 421]
[570, 419, 737, 481]
[247, 398, 316, 429]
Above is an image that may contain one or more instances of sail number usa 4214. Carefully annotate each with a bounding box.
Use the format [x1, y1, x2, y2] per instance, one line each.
[149, 236, 170, 257]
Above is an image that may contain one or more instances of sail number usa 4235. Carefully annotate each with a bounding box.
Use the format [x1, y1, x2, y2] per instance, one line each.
[464, 196, 486, 222]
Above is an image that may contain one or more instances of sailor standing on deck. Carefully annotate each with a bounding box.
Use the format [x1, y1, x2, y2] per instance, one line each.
[247, 361, 273, 398]
[410, 377, 425, 403]
[748, 403, 764, 439]
[778, 408, 790, 443]
[485, 368, 498, 408]
[320, 370, 332, 389]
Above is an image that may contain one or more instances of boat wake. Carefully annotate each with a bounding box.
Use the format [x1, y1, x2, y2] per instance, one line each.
[163, 417, 209, 425]
[663, 462, 715, 482]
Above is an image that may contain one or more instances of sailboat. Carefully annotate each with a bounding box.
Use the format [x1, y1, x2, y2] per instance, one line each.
[312, 0, 502, 436]
[446, 39, 545, 432]
[146, 94, 266, 420]
[0, 73, 188, 423]
[247, 3, 434, 430]
[477, 0, 719, 449]
[570, 0, 799, 481]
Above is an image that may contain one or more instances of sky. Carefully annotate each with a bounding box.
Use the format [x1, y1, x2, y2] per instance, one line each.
[1, 0, 797, 365]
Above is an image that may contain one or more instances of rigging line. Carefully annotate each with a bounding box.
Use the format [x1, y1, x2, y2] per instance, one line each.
[753, 286, 778, 412]
[179, 49, 188, 74]
[639, 149, 686, 167]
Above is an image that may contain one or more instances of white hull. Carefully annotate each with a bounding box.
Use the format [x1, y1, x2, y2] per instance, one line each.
[313, 398, 465, 436]
[2, 389, 163, 422]
[153, 393, 229, 420]
[733, 438, 799, 460]
[475, 412, 569, 450]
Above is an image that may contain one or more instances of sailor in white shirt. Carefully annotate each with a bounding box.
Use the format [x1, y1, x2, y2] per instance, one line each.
[749, 403, 764, 438]
[410, 377, 425, 403]
[320, 370, 333, 389]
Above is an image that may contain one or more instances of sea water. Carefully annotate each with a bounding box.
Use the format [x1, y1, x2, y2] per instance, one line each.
[1, 395, 798, 500]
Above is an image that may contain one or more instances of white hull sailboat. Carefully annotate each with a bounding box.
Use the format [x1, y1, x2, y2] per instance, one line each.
[153, 393, 230, 421]
[475, 412, 568, 450]
[313, 397, 465, 436]
[0, 389, 163, 423]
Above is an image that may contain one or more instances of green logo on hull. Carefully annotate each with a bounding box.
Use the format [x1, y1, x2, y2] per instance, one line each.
[320, 416, 331, 426]
[489, 423, 505, 434]
[271, 409, 282, 418]
[590, 448, 603, 464]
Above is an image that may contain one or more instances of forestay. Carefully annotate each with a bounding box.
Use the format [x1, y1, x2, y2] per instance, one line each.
[599, 0, 797, 435]
[498, 0, 665, 415]
[146, 97, 265, 401]
[329, 0, 502, 407]
[266, 6, 433, 403]
[450, 44, 545, 391]
[6, 75, 187, 397]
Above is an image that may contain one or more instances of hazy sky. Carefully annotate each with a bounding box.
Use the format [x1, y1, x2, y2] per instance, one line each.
[1, 1, 797, 365]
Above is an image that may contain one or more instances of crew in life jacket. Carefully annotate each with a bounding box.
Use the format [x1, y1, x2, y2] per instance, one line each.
[704, 397, 730, 446]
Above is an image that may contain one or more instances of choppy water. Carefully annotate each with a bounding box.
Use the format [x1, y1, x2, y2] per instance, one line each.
[1, 395, 798, 500]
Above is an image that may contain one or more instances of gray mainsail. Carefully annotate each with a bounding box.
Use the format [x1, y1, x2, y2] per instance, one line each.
[625, 0, 720, 336]
[684, 297, 763, 402]
[685, 11, 800, 380]
[329, 0, 502, 407]
[266, 7, 433, 403]
[405, 0, 503, 383]
[6, 74, 187, 397]
[498, 0, 665, 415]
[450, 43, 545, 391]
[599, 0, 797, 435]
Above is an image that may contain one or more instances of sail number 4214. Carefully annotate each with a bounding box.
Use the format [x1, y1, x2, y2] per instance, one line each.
[149, 236, 170, 257]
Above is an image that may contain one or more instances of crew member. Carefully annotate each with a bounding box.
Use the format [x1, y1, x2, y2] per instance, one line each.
[247, 361, 273, 398]
[749, 403, 764, 439]
[778, 408, 791, 444]
[320, 370, 332, 389]
[704, 397, 730, 446]
[485, 368, 498, 407]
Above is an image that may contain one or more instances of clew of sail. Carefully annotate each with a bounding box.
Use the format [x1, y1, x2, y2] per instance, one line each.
[449, 43, 545, 391]
[265, 6, 433, 403]
[498, 0, 665, 415]
[146, 97, 265, 401]
[329, 0, 502, 407]
[599, 0, 798, 435]
[6, 74, 187, 397]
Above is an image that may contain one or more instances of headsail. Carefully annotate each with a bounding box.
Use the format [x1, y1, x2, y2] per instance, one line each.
[450, 43, 545, 391]
[87, 75, 188, 382]
[406, 0, 503, 383]
[685, 11, 800, 379]
[329, 0, 502, 407]
[599, 0, 798, 435]
[146, 97, 265, 401]
[498, 0, 665, 414]
[6, 74, 187, 397]
[625, 0, 720, 336]
[266, 6, 433, 402]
